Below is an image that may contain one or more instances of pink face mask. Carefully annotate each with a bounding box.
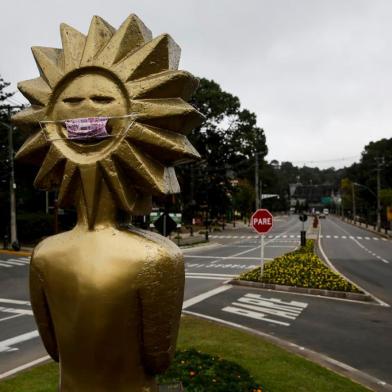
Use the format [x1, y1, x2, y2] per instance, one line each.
[65, 117, 109, 140]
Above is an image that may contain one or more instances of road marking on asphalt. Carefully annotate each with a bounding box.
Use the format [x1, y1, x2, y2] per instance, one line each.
[182, 285, 231, 309]
[222, 293, 308, 327]
[185, 255, 268, 260]
[0, 314, 25, 322]
[211, 234, 387, 242]
[186, 263, 259, 270]
[0, 257, 30, 268]
[0, 298, 30, 306]
[0, 306, 33, 316]
[319, 221, 390, 307]
[0, 355, 50, 380]
[209, 244, 264, 265]
[0, 330, 39, 353]
[186, 273, 235, 280]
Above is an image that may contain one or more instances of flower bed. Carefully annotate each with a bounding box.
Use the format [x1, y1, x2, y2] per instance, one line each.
[240, 240, 361, 293]
[158, 349, 264, 391]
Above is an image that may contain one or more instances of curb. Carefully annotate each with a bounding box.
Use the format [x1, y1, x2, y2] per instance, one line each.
[0, 249, 32, 257]
[228, 279, 374, 303]
[181, 242, 221, 252]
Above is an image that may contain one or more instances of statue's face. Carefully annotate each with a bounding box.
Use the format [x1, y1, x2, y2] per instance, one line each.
[44, 72, 131, 162]
[51, 73, 128, 121]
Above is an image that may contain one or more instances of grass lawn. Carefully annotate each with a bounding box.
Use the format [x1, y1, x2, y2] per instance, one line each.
[0, 315, 370, 392]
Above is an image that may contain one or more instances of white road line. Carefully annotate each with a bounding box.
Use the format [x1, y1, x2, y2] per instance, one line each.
[186, 273, 235, 277]
[328, 219, 390, 264]
[185, 255, 270, 261]
[0, 298, 30, 306]
[182, 285, 231, 309]
[0, 355, 50, 380]
[6, 258, 30, 263]
[2, 261, 26, 266]
[319, 221, 390, 307]
[0, 306, 33, 316]
[186, 276, 229, 280]
[0, 330, 39, 353]
[0, 314, 24, 322]
[209, 244, 264, 265]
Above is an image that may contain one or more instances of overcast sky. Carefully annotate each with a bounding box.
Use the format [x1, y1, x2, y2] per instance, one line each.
[2, 0, 392, 169]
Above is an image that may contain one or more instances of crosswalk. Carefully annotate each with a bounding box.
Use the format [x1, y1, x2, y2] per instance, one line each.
[0, 257, 30, 269]
[209, 234, 387, 241]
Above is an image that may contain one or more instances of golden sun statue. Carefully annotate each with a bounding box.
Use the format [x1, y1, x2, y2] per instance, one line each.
[13, 14, 203, 391]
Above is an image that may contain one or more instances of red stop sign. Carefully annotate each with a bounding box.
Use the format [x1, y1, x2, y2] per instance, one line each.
[251, 209, 273, 234]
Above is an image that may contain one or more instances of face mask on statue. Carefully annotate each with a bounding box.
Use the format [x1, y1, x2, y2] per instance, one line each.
[65, 116, 109, 140]
[39, 113, 135, 142]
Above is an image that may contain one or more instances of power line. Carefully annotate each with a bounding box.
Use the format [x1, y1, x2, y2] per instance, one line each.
[288, 155, 361, 165]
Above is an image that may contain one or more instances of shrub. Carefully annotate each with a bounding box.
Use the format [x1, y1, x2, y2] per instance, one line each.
[240, 240, 361, 293]
[158, 349, 264, 392]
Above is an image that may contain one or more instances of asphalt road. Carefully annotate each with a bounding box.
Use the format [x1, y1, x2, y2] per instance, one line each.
[1, 214, 391, 391]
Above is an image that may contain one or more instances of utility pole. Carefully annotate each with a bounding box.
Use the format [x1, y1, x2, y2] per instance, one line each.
[351, 182, 356, 223]
[6, 106, 19, 249]
[376, 157, 384, 232]
[255, 153, 259, 210]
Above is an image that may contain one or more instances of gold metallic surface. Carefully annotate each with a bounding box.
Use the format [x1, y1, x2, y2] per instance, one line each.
[13, 14, 202, 391]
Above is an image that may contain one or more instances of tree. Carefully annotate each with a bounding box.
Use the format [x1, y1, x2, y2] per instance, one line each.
[178, 78, 268, 222]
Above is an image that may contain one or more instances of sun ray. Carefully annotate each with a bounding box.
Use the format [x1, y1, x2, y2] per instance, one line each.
[60, 23, 86, 72]
[113, 34, 180, 82]
[12, 106, 46, 129]
[31, 47, 64, 88]
[127, 123, 200, 164]
[15, 131, 49, 164]
[81, 16, 115, 66]
[79, 164, 100, 229]
[96, 14, 152, 67]
[34, 144, 66, 190]
[18, 78, 51, 106]
[132, 98, 204, 134]
[126, 70, 198, 100]
[114, 141, 179, 194]
[58, 161, 79, 207]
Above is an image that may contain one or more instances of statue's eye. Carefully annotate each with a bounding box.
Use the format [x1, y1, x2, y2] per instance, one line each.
[91, 96, 115, 104]
[63, 97, 84, 104]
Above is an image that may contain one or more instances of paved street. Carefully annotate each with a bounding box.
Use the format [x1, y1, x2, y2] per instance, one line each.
[1, 215, 392, 390]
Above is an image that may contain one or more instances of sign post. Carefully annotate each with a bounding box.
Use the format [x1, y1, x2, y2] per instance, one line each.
[299, 213, 308, 247]
[250, 209, 274, 280]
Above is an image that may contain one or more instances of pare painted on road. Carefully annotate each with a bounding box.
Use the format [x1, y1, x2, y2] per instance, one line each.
[222, 293, 308, 327]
